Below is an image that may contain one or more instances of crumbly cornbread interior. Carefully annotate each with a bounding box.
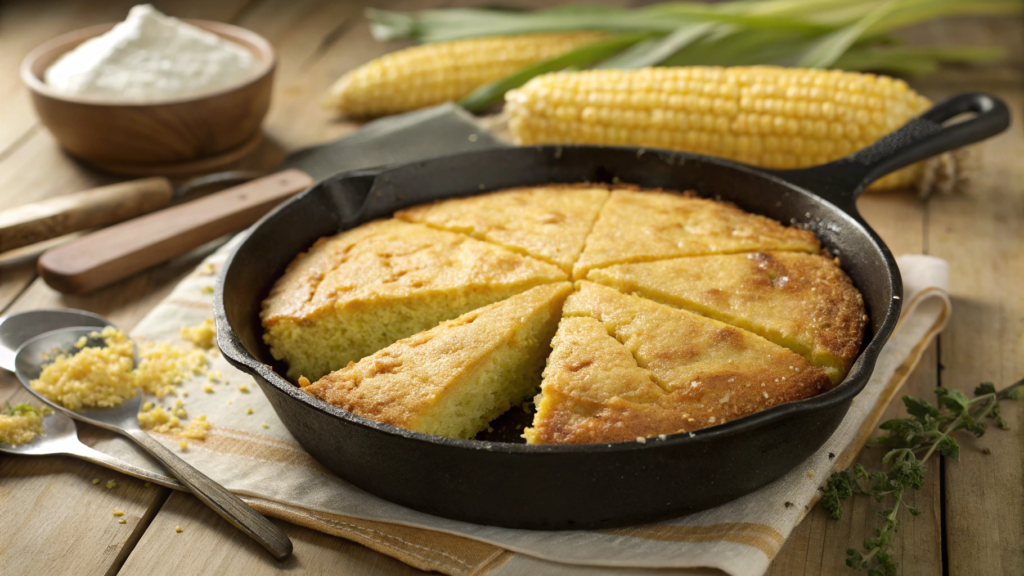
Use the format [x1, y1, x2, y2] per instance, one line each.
[264, 185, 866, 442]
[301, 283, 571, 439]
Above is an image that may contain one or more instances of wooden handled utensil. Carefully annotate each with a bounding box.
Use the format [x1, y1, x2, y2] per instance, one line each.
[37, 170, 313, 294]
[0, 170, 264, 253]
[33, 103, 506, 294]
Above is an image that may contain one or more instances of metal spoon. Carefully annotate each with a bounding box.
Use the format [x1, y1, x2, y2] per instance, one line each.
[0, 309, 111, 371]
[0, 406, 181, 489]
[14, 327, 293, 561]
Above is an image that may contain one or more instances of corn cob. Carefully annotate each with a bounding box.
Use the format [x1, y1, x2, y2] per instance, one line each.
[505, 66, 933, 190]
[324, 32, 608, 117]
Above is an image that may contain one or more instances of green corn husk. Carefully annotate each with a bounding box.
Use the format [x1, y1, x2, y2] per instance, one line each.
[361, 0, 1021, 114]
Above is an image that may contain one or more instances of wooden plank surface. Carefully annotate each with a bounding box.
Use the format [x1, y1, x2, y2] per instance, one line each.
[0, 1, 1020, 575]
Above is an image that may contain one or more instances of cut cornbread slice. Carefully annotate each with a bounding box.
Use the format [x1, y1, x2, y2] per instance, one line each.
[261, 219, 567, 381]
[525, 282, 830, 444]
[572, 189, 820, 279]
[587, 252, 866, 384]
[302, 283, 573, 439]
[396, 185, 609, 273]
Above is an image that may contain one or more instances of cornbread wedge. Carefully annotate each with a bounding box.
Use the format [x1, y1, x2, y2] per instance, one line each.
[587, 252, 866, 384]
[396, 185, 610, 273]
[262, 220, 566, 381]
[302, 283, 573, 439]
[525, 282, 830, 444]
[572, 189, 819, 279]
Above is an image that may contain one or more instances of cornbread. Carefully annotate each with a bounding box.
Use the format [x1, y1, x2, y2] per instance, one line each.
[0, 403, 50, 446]
[572, 189, 819, 279]
[262, 219, 566, 381]
[587, 252, 866, 383]
[396, 186, 609, 273]
[525, 282, 831, 444]
[30, 326, 210, 410]
[266, 184, 865, 443]
[180, 319, 217, 349]
[133, 341, 208, 398]
[31, 326, 137, 410]
[302, 283, 572, 439]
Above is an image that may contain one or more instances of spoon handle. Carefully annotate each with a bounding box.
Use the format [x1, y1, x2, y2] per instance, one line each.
[61, 440, 183, 490]
[126, 429, 293, 560]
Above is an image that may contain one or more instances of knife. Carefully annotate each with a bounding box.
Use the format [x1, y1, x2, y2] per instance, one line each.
[0, 171, 265, 254]
[36, 104, 505, 294]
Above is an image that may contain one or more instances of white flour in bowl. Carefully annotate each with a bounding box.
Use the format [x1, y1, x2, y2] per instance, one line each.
[44, 4, 263, 102]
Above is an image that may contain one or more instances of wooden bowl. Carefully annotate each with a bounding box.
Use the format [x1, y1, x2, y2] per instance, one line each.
[21, 20, 275, 172]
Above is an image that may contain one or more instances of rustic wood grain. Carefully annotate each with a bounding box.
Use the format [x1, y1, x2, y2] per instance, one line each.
[928, 87, 1024, 576]
[118, 491, 424, 575]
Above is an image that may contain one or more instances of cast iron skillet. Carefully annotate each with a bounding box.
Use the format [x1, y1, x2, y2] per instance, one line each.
[215, 93, 1009, 529]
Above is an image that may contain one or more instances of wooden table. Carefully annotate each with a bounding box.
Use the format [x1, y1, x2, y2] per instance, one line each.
[0, 1, 1020, 574]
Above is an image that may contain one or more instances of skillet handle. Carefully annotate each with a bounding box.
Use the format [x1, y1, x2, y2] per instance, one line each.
[767, 92, 1010, 212]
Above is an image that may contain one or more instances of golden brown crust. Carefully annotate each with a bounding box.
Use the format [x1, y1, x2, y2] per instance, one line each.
[260, 219, 566, 325]
[573, 188, 820, 279]
[587, 251, 866, 383]
[526, 282, 831, 444]
[395, 185, 609, 273]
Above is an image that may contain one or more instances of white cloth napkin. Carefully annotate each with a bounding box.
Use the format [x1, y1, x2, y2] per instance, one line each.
[90, 244, 950, 576]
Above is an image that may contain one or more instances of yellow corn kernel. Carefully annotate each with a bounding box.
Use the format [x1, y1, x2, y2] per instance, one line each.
[505, 66, 932, 191]
[324, 33, 608, 117]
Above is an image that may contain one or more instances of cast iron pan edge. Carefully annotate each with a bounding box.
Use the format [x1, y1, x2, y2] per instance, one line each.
[214, 93, 1009, 528]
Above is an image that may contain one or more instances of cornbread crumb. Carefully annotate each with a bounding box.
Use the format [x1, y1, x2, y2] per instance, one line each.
[106, 480, 117, 489]
[245, 407, 253, 415]
[137, 406, 180, 433]
[201, 286, 215, 294]
[636, 437, 646, 444]
[135, 340, 208, 398]
[92, 479, 100, 485]
[118, 518, 127, 524]
[203, 384, 214, 393]
[181, 319, 217, 349]
[0, 403, 50, 446]
[31, 327, 136, 410]
[175, 408, 187, 418]
[206, 370, 222, 382]
[180, 415, 209, 440]
[200, 263, 216, 275]
[112, 509, 124, 517]
[260, 422, 269, 428]
[175, 526, 182, 533]
[237, 384, 249, 393]
[179, 440, 188, 450]
[142, 401, 154, 411]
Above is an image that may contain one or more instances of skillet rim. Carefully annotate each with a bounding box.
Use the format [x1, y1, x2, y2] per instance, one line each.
[214, 143, 902, 455]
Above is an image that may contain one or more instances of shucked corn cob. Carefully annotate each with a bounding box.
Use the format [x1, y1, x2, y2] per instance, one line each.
[506, 66, 933, 190]
[324, 32, 607, 117]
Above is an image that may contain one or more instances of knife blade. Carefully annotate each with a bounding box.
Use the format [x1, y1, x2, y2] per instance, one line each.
[36, 104, 506, 294]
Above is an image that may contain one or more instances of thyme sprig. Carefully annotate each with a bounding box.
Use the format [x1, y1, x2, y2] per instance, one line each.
[821, 379, 1022, 576]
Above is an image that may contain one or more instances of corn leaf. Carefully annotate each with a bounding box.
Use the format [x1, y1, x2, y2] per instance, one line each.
[458, 34, 654, 113]
[594, 23, 715, 68]
[796, 0, 898, 68]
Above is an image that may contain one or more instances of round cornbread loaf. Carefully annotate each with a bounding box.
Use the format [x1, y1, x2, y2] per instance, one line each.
[262, 184, 866, 443]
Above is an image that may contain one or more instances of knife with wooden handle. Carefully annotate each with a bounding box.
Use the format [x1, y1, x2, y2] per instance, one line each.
[0, 177, 174, 253]
[37, 169, 314, 294]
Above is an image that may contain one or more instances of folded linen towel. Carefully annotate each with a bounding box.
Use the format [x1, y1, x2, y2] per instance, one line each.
[81, 247, 949, 576]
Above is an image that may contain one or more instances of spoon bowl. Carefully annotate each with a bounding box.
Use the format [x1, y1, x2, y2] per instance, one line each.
[0, 405, 181, 489]
[14, 326, 142, 433]
[13, 325, 293, 560]
[0, 309, 111, 372]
